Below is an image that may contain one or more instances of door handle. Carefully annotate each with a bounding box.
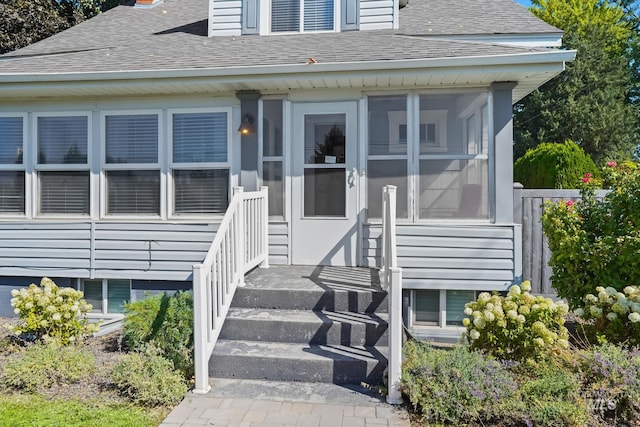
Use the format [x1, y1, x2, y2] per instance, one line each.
[347, 167, 357, 188]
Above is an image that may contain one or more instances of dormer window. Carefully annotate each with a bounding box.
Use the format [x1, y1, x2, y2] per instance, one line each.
[271, 0, 335, 32]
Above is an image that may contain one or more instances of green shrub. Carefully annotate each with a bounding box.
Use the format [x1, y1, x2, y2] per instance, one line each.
[401, 342, 518, 425]
[514, 140, 598, 189]
[9, 277, 98, 345]
[110, 346, 187, 407]
[0, 343, 96, 392]
[462, 281, 569, 362]
[578, 344, 640, 423]
[542, 162, 640, 307]
[574, 286, 640, 346]
[122, 291, 194, 379]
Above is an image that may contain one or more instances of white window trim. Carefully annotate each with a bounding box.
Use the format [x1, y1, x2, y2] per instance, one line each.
[33, 111, 92, 219]
[167, 107, 233, 219]
[264, 0, 341, 35]
[0, 113, 27, 218]
[100, 110, 163, 219]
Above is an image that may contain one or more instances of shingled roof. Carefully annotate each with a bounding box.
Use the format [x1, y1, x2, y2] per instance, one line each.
[0, 0, 560, 75]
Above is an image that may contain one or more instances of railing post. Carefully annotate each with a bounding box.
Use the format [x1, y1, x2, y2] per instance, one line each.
[192, 263, 211, 394]
[260, 185, 270, 268]
[387, 266, 403, 405]
[233, 187, 245, 286]
[513, 182, 524, 225]
[381, 186, 388, 275]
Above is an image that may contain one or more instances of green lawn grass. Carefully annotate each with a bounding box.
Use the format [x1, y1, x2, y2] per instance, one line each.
[0, 395, 166, 427]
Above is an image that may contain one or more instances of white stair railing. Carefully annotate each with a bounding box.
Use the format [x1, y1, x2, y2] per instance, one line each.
[193, 186, 269, 394]
[381, 185, 403, 405]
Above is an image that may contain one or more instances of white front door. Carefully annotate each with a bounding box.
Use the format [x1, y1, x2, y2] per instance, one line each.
[291, 102, 359, 266]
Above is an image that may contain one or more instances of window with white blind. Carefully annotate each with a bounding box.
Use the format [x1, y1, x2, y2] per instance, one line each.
[36, 115, 90, 215]
[271, 0, 334, 32]
[170, 111, 230, 215]
[0, 116, 25, 214]
[104, 113, 160, 215]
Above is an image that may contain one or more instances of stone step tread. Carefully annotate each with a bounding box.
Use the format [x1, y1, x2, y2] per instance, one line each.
[213, 339, 388, 362]
[226, 307, 388, 325]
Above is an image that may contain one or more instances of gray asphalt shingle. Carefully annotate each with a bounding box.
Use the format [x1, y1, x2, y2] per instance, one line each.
[0, 0, 560, 75]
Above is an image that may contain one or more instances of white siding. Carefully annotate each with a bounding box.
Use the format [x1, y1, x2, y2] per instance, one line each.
[269, 222, 289, 265]
[363, 223, 517, 291]
[359, 0, 395, 31]
[210, 0, 243, 36]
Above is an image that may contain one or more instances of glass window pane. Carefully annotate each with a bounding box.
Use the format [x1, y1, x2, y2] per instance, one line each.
[415, 290, 439, 325]
[39, 171, 89, 214]
[107, 279, 130, 314]
[83, 280, 103, 313]
[0, 171, 24, 214]
[106, 115, 158, 164]
[419, 93, 488, 155]
[263, 100, 283, 157]
[304, 114, 345, 165]
[174, 169, 229, 214]
[107, 170, 160, 215]
[263, 161, 284, 218]
[173, 112, 227, 163]
[304, 0, 334, 31]
[446, 290, 475, 326]
[368, 96, 407, 156]
[419, 159, 488, 219]
[38, 116, 88, 164]
[367, 160, 408, 219]
[304, 168, 345, 217]
[0, 117, 23, 164]
[272, 0, 299, 32]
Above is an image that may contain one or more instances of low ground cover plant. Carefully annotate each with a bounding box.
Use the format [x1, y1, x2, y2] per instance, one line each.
[9, 277, 97, 344]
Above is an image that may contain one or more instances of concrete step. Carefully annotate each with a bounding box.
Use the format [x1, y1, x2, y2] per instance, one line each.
[210, 340, 388, 385]
[220, 308, 388, 346]
[232, 286, 387, 313]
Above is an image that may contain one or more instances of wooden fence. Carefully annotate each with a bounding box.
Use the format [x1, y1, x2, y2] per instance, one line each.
[513, 184, 608, 296]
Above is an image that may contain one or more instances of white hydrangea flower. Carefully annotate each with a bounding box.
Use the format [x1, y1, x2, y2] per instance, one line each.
[462, 318, 471, 327]
[509, 286, 521, 296]
[533, 338, 544, 347]
[521, 281, 532, 293]
[464, 307, 473, 316]
[590, 306, 603, 317]
[10, 289, 19, 297]
[473, 317, 486, 330]
[557, 339, 569, 349]
[585, 294, 598, 304]
[628, 312, 640, 323]
[52, 313, 61, 321]
[13, 308, 20, 315]
[469, 329, 480, 340]
[517, 314, 526, 323]
[506, 310, 518, 320]
[605, 287, 617, 295]
[606, 312, 618, 321]
[24, 302, 33, 310]
[574, 308, 585, 317]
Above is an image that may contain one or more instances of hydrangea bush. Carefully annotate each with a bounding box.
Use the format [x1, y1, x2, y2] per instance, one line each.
[463, 281, 569, 361]
[542, 161, 640, 308]
[574, 285, 640, 346]
[9, 277, 98, 344]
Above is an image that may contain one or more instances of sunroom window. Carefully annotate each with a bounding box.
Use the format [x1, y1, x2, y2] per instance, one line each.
[171, 111, 230, 215]
[271, 0, 334, 32]
[36, 115, 90, 215]
[0, 116, 25, 214]
[262, 100, 285, 218]
[104, 113, 160, 215]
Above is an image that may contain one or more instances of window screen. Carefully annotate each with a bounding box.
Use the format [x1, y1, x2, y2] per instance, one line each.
[106, 170, 160, 215]
[0, 171, 24, 213]
[107, 280, 130, 314]
[39, 171, 90, 214]
[0, 117, 23, 164]
[173, 112, 227, 163]
[37, 116, 88, 164]
[106, 115, 158, 164]
[174, 169, 229, 214]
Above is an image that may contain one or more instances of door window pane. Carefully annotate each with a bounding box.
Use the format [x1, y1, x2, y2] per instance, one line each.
[39, 171, 89, 214]
[304, 114, 345, 165]
[0, 171, 24, 213]
[367, 160, 408, 219]
[263, 161, 284, 217]
[0, 117, 23, 164]
[173, 112, 227, 163]
[174, 169, 229, 214]
[263, 100, 283, 156]
[415, 290, 439, 325]
[106, 115, 158, 164]
[106, 170, 160, 215]
[304, 168, 345, 217]
[37, 116, 87, 164]
[419, 159, 488, 219]
[107, 280, 130, 314]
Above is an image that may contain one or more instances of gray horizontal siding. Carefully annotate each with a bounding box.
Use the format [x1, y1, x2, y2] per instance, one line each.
[210, 0, 243, 36]
[269, 222, 289, 265]
[363, 223, 517, 291]
[0, 220, 287, 281]
[359, 0, 394, 30]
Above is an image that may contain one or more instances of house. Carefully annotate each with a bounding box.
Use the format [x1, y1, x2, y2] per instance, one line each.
[0, 0, 572, 390]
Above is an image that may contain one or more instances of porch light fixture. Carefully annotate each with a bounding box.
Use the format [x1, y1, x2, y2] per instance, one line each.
[238, 113, 255, 135]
